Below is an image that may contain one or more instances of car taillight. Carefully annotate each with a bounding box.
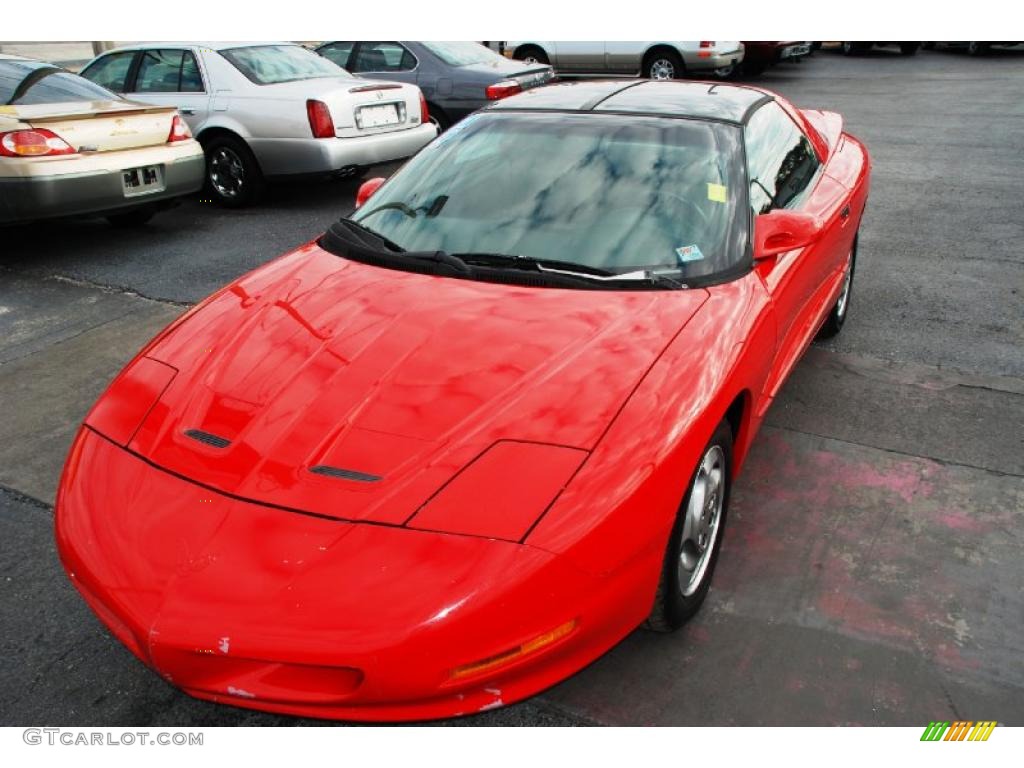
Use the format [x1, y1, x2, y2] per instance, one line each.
[167, 114, 192, 143]
[419, 92, 430, 124]
[306, 99, 334, 139]
[485, 80, 523, 100]
[698, 41, 715, 58]
[700, 41, 715, 48]
[0, 129, 76, 157]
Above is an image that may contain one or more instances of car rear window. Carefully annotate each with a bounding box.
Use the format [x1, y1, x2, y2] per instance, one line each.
[219, 45, 346, 85]
[1, 60, 120, 105]
[422, 42, 504, 67]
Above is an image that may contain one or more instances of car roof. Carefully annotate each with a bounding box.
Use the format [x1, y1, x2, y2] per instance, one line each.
[490, 80, 773, 125]
[101, 41, 293, 53]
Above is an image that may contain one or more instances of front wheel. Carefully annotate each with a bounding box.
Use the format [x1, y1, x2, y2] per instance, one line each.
[515, 45, 549, 65]
[646, 420, 733, 632]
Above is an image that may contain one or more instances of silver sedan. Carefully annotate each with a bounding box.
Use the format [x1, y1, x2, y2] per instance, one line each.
[79, 42, 437, 206]
[501, 41, 745, 80]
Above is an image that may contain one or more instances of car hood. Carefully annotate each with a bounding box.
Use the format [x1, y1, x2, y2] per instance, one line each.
[120, 242, 708, 524]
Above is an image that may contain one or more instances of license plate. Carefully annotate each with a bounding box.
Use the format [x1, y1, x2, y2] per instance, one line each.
[782, 44, 811, 59]
[121, 165, 164, 197]
[357, 103, 402, 129]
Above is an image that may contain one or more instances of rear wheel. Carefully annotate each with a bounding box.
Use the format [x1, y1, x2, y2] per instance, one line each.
[646, 420, 733, 632]
[427, 104, 450, 132]
[201, 134, 263, 207]
[515, 45, 549, 65]
[818, 236, 857, 339]
[644, 49, 684, 80]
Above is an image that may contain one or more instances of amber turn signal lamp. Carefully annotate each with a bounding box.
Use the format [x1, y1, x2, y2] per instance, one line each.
[449, 619, 577, 681]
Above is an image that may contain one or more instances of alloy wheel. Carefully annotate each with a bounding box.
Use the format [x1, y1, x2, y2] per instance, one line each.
[209, 146, 245, 200]
[649, 58, 676, 80]
[677, 444, 726, 596]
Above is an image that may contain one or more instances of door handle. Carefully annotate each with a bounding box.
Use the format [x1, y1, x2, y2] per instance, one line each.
[180, 108, 195, 115]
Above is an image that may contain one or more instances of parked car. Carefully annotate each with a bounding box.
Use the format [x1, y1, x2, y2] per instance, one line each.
[57, 78, 869, 721]
[839, 41, 920, 55]
[922, 41, 1023, 55]
[503, 41, 744, 80]
[739, 41, 812, 76]
[79, 42, 437, 206]
[315, 41, 555, 131]
[0, 54, 203, 226]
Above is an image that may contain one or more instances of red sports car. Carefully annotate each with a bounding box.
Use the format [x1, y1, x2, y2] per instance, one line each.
[56, 80, 869, 721]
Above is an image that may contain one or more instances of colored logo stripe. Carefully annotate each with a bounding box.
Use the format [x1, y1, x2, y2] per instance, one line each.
[920, 721, 996, 741]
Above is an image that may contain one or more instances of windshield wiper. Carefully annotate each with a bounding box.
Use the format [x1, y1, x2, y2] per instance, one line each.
[451, 253, 687, 288]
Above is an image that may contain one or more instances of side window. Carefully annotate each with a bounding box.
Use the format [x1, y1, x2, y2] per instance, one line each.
[318, 42, 354, 70]
[352, 42, 416, 73]
[80, 51, 136, 92]
[134, 49, 204, 93]
[744, 101, 820, 214]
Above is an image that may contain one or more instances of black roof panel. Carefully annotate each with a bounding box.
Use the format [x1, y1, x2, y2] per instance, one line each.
[490, 79, 771, 124]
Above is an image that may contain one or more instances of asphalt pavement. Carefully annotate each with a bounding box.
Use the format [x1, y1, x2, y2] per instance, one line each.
[1, 45, 1022, 726]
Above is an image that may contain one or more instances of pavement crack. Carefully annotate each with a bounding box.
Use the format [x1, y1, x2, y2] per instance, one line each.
[0, 483, 53, 514]
[0, 308, 141, 365]
[47, 274, 193, 309]
[765, 424, 1024, 479]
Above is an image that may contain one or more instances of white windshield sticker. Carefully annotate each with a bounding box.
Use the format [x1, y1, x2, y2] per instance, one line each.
[676, 244, 705, 263]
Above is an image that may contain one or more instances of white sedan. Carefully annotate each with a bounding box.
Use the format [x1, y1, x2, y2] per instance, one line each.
[80, 42, 437, 206]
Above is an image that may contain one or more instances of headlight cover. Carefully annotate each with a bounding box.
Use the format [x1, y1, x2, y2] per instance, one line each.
[84, 356, 177, 446]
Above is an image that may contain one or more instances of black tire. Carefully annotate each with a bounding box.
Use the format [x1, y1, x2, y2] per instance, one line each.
[899, 42, 920, 56]
[841, 41, 867, 56]
[646, 420, 733, 632]
[514, 45, 549, 65]
[921, 42, 936, 50]
[644, 48, 685, 80]
[106, 206, 157, 227]
[818, 234, 858, 339]
[200, 133, 263, 208]
[426, 103, 450, 133]
[967, 41, 989, 56]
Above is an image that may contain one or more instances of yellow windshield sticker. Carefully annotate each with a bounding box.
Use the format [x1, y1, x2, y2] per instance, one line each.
[707, 183, 728, 203]
[0, 105, 18, 115]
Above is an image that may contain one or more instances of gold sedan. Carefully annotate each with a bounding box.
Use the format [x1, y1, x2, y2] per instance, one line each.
[0, 54, 203, 226]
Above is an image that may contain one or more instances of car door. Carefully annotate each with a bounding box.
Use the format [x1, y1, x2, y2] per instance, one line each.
[348, 42, 419, 85]
[123, 48, 211, 132]
[746, 101, 849, 395]
[550, 42, 607, 72]
[603, 42, 643, 73]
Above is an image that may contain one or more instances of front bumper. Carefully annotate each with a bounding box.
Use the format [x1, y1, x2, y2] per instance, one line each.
[0, 152, 203, 224]
[250, 123, 437, 178]
[55, 427, 631, 721]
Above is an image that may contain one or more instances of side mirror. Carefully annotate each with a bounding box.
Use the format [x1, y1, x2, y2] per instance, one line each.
[753, 209, 824, 259]
[355, 177, 386, 209]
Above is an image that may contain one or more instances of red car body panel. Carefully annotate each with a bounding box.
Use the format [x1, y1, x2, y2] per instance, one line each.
[55, 85, 870, 720]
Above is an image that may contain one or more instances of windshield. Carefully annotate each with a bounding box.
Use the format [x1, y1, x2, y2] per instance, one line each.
[422, 41, 504, 67]
[220, 45, 347, 85]
[350, 111, 749, 284]
[1, 60, 119, 105]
